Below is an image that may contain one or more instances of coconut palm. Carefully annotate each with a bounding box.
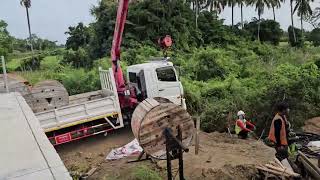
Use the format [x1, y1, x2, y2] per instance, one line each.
[226, 0, 237, 26]
[294, 0, 314, 42]
[304, 6, 320, 28]
[210, 0, 226, 13]
[237, 0, 247, 28]
[248, 0, 271, 41]
[269, 0, 283, 21]
[290, 0, 297, 42]
[200, 0, 226, 14]
[20, 0, 34, 53]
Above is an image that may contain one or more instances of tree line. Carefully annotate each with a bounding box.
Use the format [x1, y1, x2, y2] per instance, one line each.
[0, 19, 59, 57]
[190, 0, 317, 43]
[60, 0, 319, 66]
[3, 0, 320, 59]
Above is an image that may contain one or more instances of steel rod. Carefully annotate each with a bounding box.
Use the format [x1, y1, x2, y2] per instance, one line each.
[178, 126, 185, 180]
[166, 134, 172, 180]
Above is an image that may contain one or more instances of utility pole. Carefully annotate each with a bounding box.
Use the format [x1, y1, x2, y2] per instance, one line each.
[1, 56, 9, 93]
[26, 7, 34, 53]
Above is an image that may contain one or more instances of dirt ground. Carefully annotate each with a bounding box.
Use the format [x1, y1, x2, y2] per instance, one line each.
[157, 132, 276, 180]
[303, 117, 320, 135]
[56, 128, 276, 180]
[55, 127, 156, 179]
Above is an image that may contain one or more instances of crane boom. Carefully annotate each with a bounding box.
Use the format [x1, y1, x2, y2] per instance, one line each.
[111, 0, 129, 94]
[110, 0, 138, 108]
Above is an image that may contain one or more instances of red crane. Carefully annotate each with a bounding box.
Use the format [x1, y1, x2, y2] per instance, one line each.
[110, 0, 173, 109]
[110, 0, 136, 109]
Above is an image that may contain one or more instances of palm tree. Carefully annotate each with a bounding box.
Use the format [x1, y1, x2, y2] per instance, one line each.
[20, 0, 34, 54]
[209, 0, 226, 14]
[304, 6, 319, 28]
[226, 0, 237, 26]
[237, 0, 247, 28]
[269, 0, 283, 21]
[290, 0, 297, 42]
[294, 0, 314, 43]
[248, 0, 271, 41]
[193, 0, 225, 28]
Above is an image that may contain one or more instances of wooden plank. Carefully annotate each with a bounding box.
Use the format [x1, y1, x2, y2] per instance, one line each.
[195, 117, 200, 155]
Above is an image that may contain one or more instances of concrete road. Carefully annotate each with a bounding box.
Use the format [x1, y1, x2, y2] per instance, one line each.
[0, 92, 71, 180]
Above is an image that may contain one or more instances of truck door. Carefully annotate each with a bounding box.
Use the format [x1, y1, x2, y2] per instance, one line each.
[137, 70, 147, 101]
[155, 66, 182, 104]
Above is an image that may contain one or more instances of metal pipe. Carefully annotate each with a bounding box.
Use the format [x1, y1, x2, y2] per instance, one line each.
[178, 126, 185, 180]
[1, 56, 9, 93]
[164, 128, 189, 152]
[166, 135, 172, 180]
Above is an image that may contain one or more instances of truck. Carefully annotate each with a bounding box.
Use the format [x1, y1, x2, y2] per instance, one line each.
[33, 59, 185, 145]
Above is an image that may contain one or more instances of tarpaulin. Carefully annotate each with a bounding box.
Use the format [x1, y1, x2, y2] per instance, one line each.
[106, 139, 143, 160]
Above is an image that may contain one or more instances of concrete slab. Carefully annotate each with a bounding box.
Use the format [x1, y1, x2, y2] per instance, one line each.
[0, 93, 71, 180]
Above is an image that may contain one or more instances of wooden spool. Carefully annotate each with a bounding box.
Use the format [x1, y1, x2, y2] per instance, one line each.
[29, 80, 69, 113]
[131, 97, 194, 159]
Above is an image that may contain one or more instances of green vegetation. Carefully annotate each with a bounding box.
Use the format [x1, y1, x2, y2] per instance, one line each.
[131, 165, 162, 180]
[244, 18, 283, 45]
[1, 0, 320, 133]
[0, 20, 12, 57]
[178, 44, 320, 132]
[309, 28, 320, 46]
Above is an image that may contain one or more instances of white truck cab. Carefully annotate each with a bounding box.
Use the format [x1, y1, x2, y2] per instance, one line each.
[127, 58, 185, 108]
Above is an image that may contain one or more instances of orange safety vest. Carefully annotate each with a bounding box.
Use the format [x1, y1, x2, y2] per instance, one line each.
[268, 113, 288, 146]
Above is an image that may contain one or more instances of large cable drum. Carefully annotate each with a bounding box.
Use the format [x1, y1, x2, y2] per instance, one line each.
[131, 97, 194, 159]
[30, 80, 69, 113]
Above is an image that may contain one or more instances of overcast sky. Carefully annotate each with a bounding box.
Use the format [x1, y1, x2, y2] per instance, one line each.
[0, 0, 318, 44]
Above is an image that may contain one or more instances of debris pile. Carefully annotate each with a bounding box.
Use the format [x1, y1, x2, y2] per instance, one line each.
[256, 158, 300, 178]
[303, 117, 320, 135]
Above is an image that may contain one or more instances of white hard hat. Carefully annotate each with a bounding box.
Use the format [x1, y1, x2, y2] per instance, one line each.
[237, 110, 245, 116]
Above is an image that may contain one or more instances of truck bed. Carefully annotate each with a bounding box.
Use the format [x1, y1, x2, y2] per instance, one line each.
[35, 68, 123, 134]
[36, 95, 119, 132]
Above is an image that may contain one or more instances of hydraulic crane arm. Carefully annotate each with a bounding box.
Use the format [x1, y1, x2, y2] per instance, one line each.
[110, 0, 138, 109]
[110, 0, 172, 109]
[111, 0, 129, 94]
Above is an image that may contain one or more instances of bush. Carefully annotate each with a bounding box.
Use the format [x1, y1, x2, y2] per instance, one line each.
[309, 28, 320, 46]
[61, 48, 93, 68]
[180, 44, 320, 133]
[17, 54, 44, 71]
[181, 48, 238, 81]
[244, 19, 283, 45]
[56, 67, 100, 95]
[122, 45, 161, 65]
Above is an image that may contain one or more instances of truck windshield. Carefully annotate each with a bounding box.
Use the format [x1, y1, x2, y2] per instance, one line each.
[156, 67, 177, 82]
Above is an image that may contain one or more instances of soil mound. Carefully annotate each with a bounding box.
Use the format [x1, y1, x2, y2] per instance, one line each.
[158, 132, 275, 180]
[303, 117, 320, 135]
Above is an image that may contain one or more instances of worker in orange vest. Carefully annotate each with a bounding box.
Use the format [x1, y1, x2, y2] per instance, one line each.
[268, 102, 290, 161]
[235, 110, 256, 139]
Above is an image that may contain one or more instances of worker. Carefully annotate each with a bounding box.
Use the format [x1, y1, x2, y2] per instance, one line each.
[235, 110, 256, 139]
[268, 102, 290, 161]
